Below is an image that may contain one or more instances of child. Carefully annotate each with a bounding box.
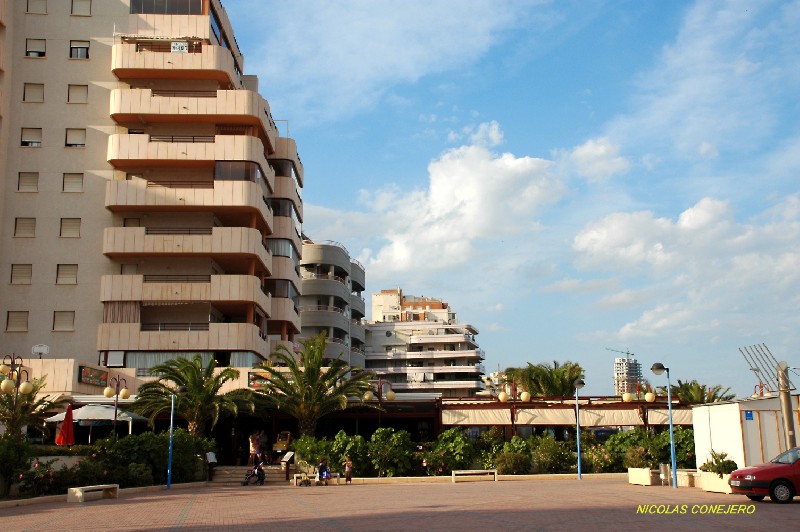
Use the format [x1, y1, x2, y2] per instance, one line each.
[317, 458, 330, 486]
[343, 456, 353, 484]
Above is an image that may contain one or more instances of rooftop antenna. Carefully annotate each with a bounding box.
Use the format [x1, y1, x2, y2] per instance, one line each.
[739, 343, 795, 393]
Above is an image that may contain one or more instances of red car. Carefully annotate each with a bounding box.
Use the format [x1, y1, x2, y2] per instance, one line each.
[728, 447, 800, 503]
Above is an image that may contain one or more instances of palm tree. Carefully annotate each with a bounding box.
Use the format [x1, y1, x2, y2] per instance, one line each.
[251, 332, 376, 436]
[506, 360, 584, 397]
[0, 376, 66, 442]
[671, 379, 735, 404]
[130, 355, 254, 437]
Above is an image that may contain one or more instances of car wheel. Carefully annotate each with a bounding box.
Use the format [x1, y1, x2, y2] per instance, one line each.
[769, 480, 795, 504]
[746, 495, 765, 501]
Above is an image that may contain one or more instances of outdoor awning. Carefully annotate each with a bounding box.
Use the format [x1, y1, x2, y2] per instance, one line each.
[441, 407, 692, 427]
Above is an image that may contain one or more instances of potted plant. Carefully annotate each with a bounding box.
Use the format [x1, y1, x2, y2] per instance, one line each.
[626, 446, 659, 486]
[699, 450, 737, 493]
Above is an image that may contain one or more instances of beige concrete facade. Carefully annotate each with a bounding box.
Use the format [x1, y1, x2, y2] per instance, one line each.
[0, 1, 302, 375]
[300, 239, 367, 368]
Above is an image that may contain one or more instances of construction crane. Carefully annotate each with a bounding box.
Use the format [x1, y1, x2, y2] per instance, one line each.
[606, 347, 634, 361]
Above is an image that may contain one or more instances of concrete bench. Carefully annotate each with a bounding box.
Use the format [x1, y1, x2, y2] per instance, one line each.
[292, 472, 341, 486]
[451, 469, 498, 483]
[67, 484, 119, 503]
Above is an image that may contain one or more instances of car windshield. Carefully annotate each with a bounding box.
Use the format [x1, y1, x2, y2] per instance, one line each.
[770, 448, 800, 465]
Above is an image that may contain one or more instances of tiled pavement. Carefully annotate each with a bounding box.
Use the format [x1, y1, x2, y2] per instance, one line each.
[1, 476, 797, 531]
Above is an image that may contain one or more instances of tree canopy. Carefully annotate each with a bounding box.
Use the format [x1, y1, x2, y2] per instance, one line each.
[505, 360, 585, 397]
[671, 379, 736, 404]
[252, 333, 376, 436]
[0, 376, 66, 442]
[130, 354, 253, 437]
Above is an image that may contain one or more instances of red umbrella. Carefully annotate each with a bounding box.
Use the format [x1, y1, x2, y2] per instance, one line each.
[55, 404, 75, 446]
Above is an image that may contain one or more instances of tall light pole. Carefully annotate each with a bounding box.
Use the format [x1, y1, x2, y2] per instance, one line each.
[651, 362, 677, 489]
[167, 385, 187, 490]
[103, 376, 130, 441]
[1, 354, 35, 438]
[574, 378, 585, 480]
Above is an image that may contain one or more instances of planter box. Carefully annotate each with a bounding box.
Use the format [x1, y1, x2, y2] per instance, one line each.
[676, 469, 699, 488]
[699, 471, 732, 494]
[627, 467, 660, 486]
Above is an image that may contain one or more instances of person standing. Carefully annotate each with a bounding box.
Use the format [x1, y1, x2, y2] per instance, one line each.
[248, 430, 263, 465]
[343, 456, 353, 484]
[206, 450, 218, 481]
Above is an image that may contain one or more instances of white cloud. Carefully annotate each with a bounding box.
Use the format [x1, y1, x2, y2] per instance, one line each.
[569, 137, 631, 182]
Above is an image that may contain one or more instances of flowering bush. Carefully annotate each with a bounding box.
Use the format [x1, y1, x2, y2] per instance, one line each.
[18, 459, 57, 498]
[584, 443, 614, 473]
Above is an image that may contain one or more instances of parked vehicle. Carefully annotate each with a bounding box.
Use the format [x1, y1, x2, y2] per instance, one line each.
[273, 431, 292, 455]
[728, 447, 800, 503]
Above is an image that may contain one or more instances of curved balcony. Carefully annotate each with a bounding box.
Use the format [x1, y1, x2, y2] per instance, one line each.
[111, 43, 241, 89]
[391, 380, 483, 391]
[301, 274, 351, 301]
[350, 319, 366, 343]
[270, 297, 301, 334]
[110, 89, 277, 153]
[271, 256, 301, 288]
[100, 274, 271, 316]
[103, 226, 272, 272]
[107, 134, 274, 191]
[301, 242, 351, 272]
[96, 322, 268, 356]
[350, 261, 365, 293]
[270, 137, 304, 187]
[271, 217, 302, 256]
[105, 179, 273, 233]
[273, 175, 303, 222]
[350, 295, 365, 319]
[300, 305, 351, 331]
[363, 349, 485, 361]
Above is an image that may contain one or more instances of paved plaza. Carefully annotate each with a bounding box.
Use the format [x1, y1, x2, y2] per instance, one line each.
[1, 476, 797, 531]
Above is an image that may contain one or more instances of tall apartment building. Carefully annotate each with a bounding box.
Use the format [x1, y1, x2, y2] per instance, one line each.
[299, 238, 366, 368]
[0, 0, 303, 374]
[613, 356, 643, 395]
[365, 288, 485, 397]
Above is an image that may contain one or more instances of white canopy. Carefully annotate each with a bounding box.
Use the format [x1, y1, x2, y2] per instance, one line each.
[45, 404, 147, 423]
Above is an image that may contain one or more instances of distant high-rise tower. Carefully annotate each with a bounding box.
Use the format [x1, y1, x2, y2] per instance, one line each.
[613, 357, 642, 395]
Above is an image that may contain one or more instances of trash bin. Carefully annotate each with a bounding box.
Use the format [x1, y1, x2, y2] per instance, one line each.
[659, 463, 671, 486]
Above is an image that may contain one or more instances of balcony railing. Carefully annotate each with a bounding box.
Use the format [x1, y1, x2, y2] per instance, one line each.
[149, 135, 215, 143]
[301, 272, 347, 285]
[135, 42, 202, 53]
[143, 275, 212, 283]
[141, 322, 210, 332]
[151, 90, 216, 98]
[298, 305, 346, 315]
[146, 180, 215, 189]
[144, 227, 213, 235]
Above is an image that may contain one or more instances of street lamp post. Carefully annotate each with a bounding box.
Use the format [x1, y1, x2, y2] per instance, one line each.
[0, 354, 35, 438]
[651, 362, 677, 489]
[364, 375, 394, 428]
[103, 376, 130, 440]
[574, 378, 585, 480]
[167, 385, 187, 490]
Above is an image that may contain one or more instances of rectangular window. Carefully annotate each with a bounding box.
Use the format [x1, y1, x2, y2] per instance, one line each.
[67, 84, 88, 103]
[6, 311, 29, 332]
[21, 128, 42, 147]
[53, 311, 75, 331]
[18, 173, 39, 192]
[69, 40, 90, 59]
[11, 265, 33, 285]
[60, 218, 81, 237]
[71, 0, 91, 16]
[27, 0, 47, 14]
[26, 39, 46, 57]
[65, 128, 86, 148]
[14, 218, 36, 237]
[63, 173, 84, 192]
[23, 83, 45, 102]
[56, 264, 78, 284]
[131, 0, 202, 15]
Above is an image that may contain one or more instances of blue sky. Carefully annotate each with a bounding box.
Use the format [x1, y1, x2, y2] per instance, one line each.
[222, 0, 800, 397]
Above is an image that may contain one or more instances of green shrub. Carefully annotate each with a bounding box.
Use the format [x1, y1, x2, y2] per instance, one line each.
[502, 435, 530, 456]
[624, 446, 650, 469]
[584, 443, 614, 472]
[0, 435, 30, 496]
[329, 430, 368, 476]
[476, 427, 504, 469]
[17, 458, 58, 498]
[290, 435, 332, 466]
[699, 450, 737, 478]
[127, 462, 154, 487]
[368, 428, 414, 477]
[529, 433, 572, 473]
[495, 452, 531, 475]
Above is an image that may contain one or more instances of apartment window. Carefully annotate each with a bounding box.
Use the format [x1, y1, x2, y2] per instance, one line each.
[56, 264, 78, 284]
[26, 39, 46, 57]
[60, 218, 81, 237]
[69, 40, 90, 59]
[21, 128, 42, 147]
[14, 218, 36, 237]
[11, 265, 33, 285]
[18, 172, 39, 192]
[63, 173, 84, 192]
[23, 83, 45, 103]
[27, 0, 47, 14]
[65, 128, 86, 148]
[53, 311, 75, 331]
[130, 0, 202, 15]
[6, 312, 29, 332]
[67, 84, 88, 103]
[71, 0, 91, 16]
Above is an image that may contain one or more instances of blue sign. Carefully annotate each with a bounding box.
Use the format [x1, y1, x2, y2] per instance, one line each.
[745, 411, 753, 421]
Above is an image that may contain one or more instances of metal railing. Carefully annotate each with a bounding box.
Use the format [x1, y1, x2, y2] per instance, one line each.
[143, 275, 212, 283]
[149, 135, 214, 143]
[141, 322, 210, 332]
[298, 305, 346, 314]
[135, 42, 202, 53]
[146, 180, 215, 189]
[144, 227, 213, 235]
[151, 90, 217, 98]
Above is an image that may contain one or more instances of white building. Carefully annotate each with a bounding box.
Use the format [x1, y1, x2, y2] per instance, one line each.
[613, 357, 643, 395]
[365, 288, 484, 397]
